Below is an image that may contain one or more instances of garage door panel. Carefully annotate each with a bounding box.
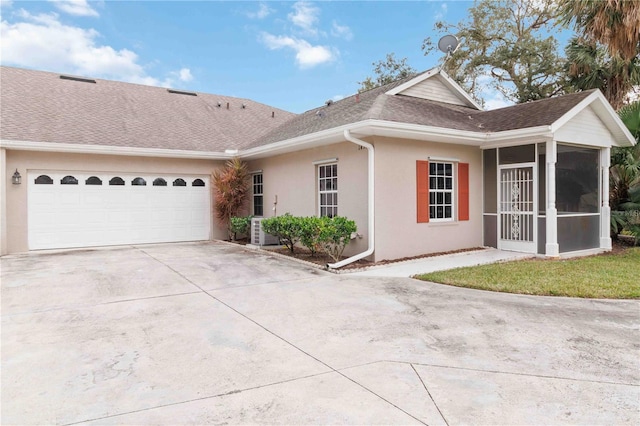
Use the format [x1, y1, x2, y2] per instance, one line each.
[28, 172, 211, 250]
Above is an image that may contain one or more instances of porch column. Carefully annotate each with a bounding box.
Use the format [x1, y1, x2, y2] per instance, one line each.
[545, 140, 559, 256]
[600, 147, 612, 250]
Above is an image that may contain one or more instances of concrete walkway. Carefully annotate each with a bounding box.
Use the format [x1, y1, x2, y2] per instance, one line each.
[347, 248, 533, 277]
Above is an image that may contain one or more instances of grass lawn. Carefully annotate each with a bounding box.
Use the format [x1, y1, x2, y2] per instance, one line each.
[415, 247, 640, 299]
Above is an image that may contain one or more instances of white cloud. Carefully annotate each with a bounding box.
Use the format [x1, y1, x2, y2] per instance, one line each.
[260, 32, 334, 68]
[0, 10, 190, 88]
[434, 2, 448, 21]
[331, 94, 345, 102]
[288, 1, 319, 36]
[483, 92, 513, 110]
[331, 21, 352, 41]
[49, 0, 99, 17]
[178, 67, 193, 82]
[0, 0, 13, 9]
[246, 2, 272, 19]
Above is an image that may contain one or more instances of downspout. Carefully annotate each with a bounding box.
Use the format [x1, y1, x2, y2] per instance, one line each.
[327, 129, 374, 269]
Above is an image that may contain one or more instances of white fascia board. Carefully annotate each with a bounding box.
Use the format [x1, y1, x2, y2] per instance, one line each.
[0, 139, 231, 160]
[364, 120, 486, 144]
[550, 90, 635, 147]
[384, 68, 440, 95]
[480, 126, 553, 149]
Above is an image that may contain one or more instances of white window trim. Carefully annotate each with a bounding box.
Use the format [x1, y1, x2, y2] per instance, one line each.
[252, 173, 263, 216]
[429, 161, 455, 222]
[318, 162, 338, 217]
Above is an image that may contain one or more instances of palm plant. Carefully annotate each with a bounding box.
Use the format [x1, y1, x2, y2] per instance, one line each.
[565, 38, 640, 110]
[212, 158, 250, 240]
[559, 0, 640, 61]
[611, 101, 640, 243]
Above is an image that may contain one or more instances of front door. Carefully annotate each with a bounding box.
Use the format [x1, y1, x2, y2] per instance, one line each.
[498, 165, 536, 253]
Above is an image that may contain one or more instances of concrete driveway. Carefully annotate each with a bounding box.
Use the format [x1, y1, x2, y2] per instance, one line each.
[2, 242, 638, 425]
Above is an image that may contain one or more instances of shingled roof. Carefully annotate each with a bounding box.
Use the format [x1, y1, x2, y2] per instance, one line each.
[0, 66, 606, 154]
[247, 71, 598, 148]
[0, 66, 294, 152]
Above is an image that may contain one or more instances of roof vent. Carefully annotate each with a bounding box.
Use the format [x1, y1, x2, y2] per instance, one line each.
[60, 75, 96, 84]
[217, 102, 222, 107]
[167, 89, 197, 96]
[325, 99, 333, 106]
[241, 103, 246, 109]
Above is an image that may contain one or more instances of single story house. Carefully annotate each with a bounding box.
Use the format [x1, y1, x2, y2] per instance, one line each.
[1, 66, 635, 266]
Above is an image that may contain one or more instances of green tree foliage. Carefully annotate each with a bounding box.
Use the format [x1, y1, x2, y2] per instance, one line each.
[229, 216, 253, 241]
[422, 0, 566, 104]
[611, 101, 640, 242]
[565, 38, 640, 110]
[212, 158, 250, 240]
[357, 53, 416, 92]
[559, 0, 640, 62]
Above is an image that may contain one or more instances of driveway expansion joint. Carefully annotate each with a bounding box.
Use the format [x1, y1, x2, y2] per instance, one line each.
[411, 363, 450, 426]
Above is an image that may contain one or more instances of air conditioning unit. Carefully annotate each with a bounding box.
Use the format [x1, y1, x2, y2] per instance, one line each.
[251, 217, 279, 246]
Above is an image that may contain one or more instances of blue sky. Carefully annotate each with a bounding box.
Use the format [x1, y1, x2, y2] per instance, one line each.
[2, 1, 511, 112]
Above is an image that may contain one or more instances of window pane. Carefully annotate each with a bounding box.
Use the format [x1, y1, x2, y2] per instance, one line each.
[153, 178, 167, 186]
[332, 164, 337, 176]
[173, 178, 186, 187]
[320, 193, 327, 205]
[109, 177, 125, 186]
[445, 192, 452, 204]
[192, 179, 205, 187]
[437, 206, 444, 218]
[429, 193, 435, 204]
[437, 163, 444, 174]
[556, 145, 599, 213]
[445, 206, 452, 218]
[437, 192, 443, 204]
[334, 194, 338, 206]
[35, 175, 53, 184]
[445, 164, 452, 176]
[85, 176, 102, 185]
[429, 163, 436, 174]
[332, 178, 337, 190]
[429, 177, 436, 189]
[320, 166, 325, 178]
[430, 206, 436, 218]
[132, 177, 146, 186]
[445, 177, 452, 190]
[61, 175, 78, 185]
[319, 180, 326, 191]
[321, 207, 327, 217]
[437, 177, 444, 189]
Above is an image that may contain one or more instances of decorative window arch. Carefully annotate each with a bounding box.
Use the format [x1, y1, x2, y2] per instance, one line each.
[153, 178, 167, 186]
[35, 175, 53, 184]
[109, 177, 125, 186]
[61, 175, 78, 185]
[173, 178, 187, 187]
[85, 176, 102, 185]
[132, 177, 147, 186]
[192, 178, 205, 187]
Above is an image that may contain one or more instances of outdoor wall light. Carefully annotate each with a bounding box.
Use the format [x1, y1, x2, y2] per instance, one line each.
[12, 169, 21, 185]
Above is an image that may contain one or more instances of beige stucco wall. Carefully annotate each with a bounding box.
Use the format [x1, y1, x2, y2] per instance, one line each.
[3, 150, 226, 254]
[247, 142, 370, 258]
[373, 137, 483, 261]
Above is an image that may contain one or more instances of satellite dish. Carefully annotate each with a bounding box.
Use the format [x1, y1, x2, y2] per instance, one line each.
[437, 35, 459, 58]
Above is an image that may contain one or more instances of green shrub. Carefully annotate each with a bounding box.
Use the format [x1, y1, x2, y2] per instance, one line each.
[229, 216, 253, 241]
[261, 213, 302, 253]
[318, 216, 357, 262]
[298, 216, 323, 256]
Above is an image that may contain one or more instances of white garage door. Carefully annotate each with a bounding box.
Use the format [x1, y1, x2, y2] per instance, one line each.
[28, 171, 211, 250]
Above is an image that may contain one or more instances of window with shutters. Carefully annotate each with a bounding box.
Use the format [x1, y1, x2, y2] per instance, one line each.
[417, 160, 470, 223]
[429, 162, 454, 221]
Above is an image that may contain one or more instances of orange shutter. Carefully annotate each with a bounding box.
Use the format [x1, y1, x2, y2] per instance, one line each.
[458, 163, 470, 221]
[416, 161, 429, 223]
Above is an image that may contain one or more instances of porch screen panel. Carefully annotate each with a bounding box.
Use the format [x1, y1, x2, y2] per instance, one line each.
[500, 168, 534, 243]
[483, 149, 497, 213]
[556, 145, 599, 214]
[558, 215, 600, 252]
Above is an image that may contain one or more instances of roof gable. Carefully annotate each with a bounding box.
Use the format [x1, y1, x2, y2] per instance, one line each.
[385, 68, 482, 110]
